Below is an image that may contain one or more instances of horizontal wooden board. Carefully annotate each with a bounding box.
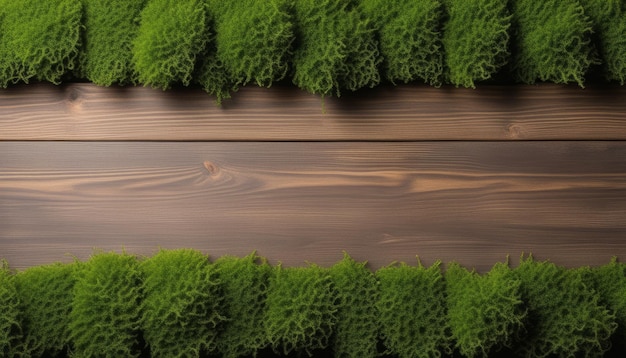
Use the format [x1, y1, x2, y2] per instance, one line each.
[1, 83, 626, 141]
[1, 141, 625, 271]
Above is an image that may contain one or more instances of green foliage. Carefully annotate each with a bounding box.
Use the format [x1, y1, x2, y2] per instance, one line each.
[446, 261, 525, 357]
[0, 0, 81, 87]
[376, 260, 450, 358]
[442, 0, 511, 88]
[0, 261, 21, 357]
[80, 0, 147, 86]
[133, 0, 208, 89]
[213, 253, 272, 358]
[511, 0, 594, 86]
[513, 256, 617, 357]
[265, 264, 337, 355]
[328, 254, 379, 358]
[15, 262, 76, 357]
[140, 249, 225, 358]
[69, 252, 143, 357]
[361, 0, 443, 86]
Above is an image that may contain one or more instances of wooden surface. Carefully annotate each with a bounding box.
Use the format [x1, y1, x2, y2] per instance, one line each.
[2, 141, 625, 271]
[1, 83, 626, 141]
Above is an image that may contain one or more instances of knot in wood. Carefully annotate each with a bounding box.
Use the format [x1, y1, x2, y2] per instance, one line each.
[203, 161, 219, 176]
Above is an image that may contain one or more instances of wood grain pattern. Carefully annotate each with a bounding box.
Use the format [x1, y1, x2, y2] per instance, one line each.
[2, 141, 625, 271]
[1, 83, 626, 141]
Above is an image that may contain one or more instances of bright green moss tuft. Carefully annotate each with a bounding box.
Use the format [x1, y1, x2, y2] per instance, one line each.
[511, 0, 594, 86]
[0, 261, 21, 357]
[133, 0, 208, 89]
[329, 254, 379, 358]
[265, 264, 337, 355]
[69, 252, 143, 357]
[15, 262, 76, 357]
[442, 0, 511, 88]
[513, 256, 616, 357]
[141, 249, 225, 357]
[80, 0, 147, 86]
[0, 0, 81, 87]
[361, 0, 443, 86]
[376, 260, 450, 358]
[446, 262, 525, 357]
[214, 253, 272, 358]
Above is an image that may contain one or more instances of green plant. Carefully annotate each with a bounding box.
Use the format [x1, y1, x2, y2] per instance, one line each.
[445, 261, 525, 357]
[0, 261, 21, 357]
[213, 253, 272, 358]
[0, 0, 81, 87]
[69, 252, 143, 357]
[513, 256, 616, 357]
[15, 262, 76, 357]
[376, 260, 450, 358]
[442, 0, 511, 87]
[328, 253, 379, 358]
[265, 263, 337, 355]
[140, 249, 225, 358]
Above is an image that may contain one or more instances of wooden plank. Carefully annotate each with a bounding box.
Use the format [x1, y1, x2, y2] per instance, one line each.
[1, 83, 626, 141]
[1, 141, 625, 271]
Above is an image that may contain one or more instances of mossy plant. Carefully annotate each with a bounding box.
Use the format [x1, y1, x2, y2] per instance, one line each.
[513, 256, 617, 357]
[376, 260, 450, 358]
[511, 0, 594, 86]
[442, 0, 511, 87]
[15, 262, 76, 357]
[69, 252, 143, 357]
[0, 261, 21, 357]
[140, 249, 225, 358]
[328, 253, 379, 358]
[265, 264, 337, 355]
[361, 0, 443, 86]
[0, 0, 81, 87]
[80, 0, 147, 86]
[213, 253, 272, 358]
[445, 261, 525, 357]
[133, 0, 208, 89]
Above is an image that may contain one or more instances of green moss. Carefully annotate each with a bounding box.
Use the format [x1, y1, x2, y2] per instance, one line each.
[141, 249, 225, 357]
[511, 0, 594, 86]
[361, 0, 442, 86]
[0, 0, 81, 87]
[133, 0, 208, 89]
[213, 253, 272, 358]
[69, 252, 143, 357]
[15, 262, 76, 357]
[265, 264, 337, 355]
[80, 0, 147, 86]
[328, 254, 379, 358]
[376, 260, 450, 358]
[446, 261, 525, 357]
[513, 256, 616, 357]
[442, 0, 511, 87]
[0, 261, 21, 357]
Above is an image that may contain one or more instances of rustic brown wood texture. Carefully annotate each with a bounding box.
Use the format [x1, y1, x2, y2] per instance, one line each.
[2, 141, 625, 271]
[1, 83, 626, 141]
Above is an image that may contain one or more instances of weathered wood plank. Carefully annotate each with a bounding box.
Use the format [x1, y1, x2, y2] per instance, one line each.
[1, 83, 626, 141]
[1, 141, 625, 271]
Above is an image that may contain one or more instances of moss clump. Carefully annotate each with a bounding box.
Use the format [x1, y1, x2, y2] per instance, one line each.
[15, 262, 76, 357]
[360, 0, 442, 86]
[0, 261, 21, 357]
[445, 261, 525, 357]
[329, 254, 379, 358]
[376, 260, 450, 358]
[214, 253, 272, 358]
[511, 0, 594, 86]
[80, 0, 147, 86]
[0, 0, 81, 87]
[265, 264, 337, 355]
[513, 256, 616, 357]
[133, 0, 208, 89]
[292, 0, 380, 96]
[69, 252, 143, 357]
[442, 0, 511, 87]
[141, 249, 225, 357]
